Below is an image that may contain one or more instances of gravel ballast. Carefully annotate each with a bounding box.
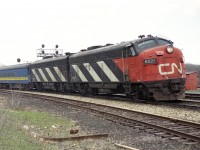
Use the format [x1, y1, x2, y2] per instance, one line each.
[23, 91, 200, 123]
[1, 92, 199, 150]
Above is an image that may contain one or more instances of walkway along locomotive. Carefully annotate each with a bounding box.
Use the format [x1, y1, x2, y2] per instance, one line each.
[0, 35, 186, 101]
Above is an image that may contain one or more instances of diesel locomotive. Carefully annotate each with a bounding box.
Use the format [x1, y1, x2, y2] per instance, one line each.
[0, 35, 186, 101]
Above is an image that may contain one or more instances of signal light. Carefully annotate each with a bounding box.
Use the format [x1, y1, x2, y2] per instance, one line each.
[17, 58, 21, 63]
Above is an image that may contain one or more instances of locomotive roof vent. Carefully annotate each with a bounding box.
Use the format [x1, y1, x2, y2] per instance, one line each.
[43, 56, 53, 59]
[65, 52, 74, 55]
[105, 43, 113, 46]
[138, 35, 145, 39]
[87, 45, 103, 50]
[80, 49, 87, 52]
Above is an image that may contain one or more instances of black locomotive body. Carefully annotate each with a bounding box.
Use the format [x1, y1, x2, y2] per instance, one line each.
[30, 56, 70, 91]
[69, 43, 128, 95]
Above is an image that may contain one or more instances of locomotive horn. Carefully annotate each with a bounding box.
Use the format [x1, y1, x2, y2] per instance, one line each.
[138, 35, 145, 39]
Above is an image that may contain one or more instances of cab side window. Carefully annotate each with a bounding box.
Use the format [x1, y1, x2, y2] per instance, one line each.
[130, 47, 136, 56]
[124, 46, 136, 57]
[138, 40, 156, 51]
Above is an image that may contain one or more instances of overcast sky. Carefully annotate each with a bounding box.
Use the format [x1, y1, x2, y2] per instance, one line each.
[0, 0, 200, 65]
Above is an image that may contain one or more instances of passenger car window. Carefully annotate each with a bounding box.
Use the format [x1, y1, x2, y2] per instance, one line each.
[138, 40, 156, 51]
[158, 39, 171, 45]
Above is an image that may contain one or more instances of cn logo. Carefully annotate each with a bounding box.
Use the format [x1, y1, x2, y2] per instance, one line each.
[158, 63, 182, 75]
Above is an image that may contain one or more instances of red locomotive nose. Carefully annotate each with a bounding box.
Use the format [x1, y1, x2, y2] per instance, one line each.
[113, 41, 185, 101]
[137, 45, 185, 82]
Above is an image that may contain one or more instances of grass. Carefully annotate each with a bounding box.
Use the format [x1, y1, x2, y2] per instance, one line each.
[0, 108, 75, 150]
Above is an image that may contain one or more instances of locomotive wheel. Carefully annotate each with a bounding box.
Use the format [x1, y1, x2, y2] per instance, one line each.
[84, 84, 90, 95]
[90, 88, 98, 95]
[80, 84, 90, 96]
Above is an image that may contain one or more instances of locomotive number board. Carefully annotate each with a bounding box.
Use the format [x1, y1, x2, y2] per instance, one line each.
[144, 58, 157, 64]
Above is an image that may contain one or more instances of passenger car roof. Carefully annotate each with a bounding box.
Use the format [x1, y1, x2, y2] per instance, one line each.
[0, 63, 30, 71]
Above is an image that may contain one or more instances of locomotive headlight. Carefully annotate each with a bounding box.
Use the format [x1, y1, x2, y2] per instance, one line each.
[166, 45, 174, 53]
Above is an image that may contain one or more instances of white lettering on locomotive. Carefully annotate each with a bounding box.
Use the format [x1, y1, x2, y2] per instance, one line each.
[158, 63, 182, 75]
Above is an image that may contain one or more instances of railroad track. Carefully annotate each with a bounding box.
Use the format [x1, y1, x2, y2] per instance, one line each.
[3, 89, 200, 109]
[1, 90, 200, 146]
[176, 98, 200, 108]
[185, 93, 200, 100]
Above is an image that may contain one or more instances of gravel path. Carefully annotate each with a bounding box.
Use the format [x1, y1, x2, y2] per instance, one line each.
[1, 92, 199, 150]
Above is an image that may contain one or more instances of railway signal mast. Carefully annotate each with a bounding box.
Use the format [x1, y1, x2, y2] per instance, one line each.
[37, 44, 63, 59]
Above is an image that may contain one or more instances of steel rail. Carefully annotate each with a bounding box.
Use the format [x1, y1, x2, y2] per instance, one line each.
[2, 90, 200, 143]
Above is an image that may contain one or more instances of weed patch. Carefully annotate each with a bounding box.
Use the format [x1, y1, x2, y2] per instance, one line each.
[0, 108, 75, 149]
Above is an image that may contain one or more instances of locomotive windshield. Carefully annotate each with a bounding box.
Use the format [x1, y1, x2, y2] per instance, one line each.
[158, 39, 172, 45]
[137, 39, 157, 51]
[136, 38, 173, 52]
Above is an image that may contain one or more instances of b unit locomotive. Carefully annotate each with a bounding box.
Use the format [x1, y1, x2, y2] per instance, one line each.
[30, 55, 70, 91]
[0, 35, 186, 101]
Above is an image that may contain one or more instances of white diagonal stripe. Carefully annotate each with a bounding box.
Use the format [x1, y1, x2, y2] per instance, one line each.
[83, 63, 102, 82]
[31, 69, 41, 82]
[38, 68, 48, 82]
[97, 61, 119, 82]
[53, 66, 66, 82]
[72, 65, 88, 82]
[45, 68, 57, 82]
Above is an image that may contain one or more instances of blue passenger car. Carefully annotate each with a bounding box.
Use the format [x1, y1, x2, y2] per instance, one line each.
[0, 63, 31, 89]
